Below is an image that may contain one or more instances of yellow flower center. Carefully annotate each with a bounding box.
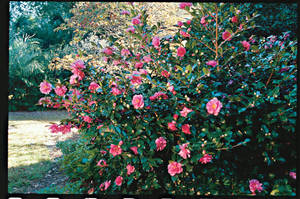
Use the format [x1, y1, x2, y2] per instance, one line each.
[212, 103, 217, 109]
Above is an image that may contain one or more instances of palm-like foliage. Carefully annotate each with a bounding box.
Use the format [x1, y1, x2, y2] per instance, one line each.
[9, 34, 46, 110]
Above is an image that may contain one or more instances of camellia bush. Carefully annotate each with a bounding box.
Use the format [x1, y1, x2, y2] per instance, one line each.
[38, 3, 297, 195]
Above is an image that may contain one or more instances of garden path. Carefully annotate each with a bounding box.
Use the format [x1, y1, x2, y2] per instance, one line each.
[8, 111, 79, 193]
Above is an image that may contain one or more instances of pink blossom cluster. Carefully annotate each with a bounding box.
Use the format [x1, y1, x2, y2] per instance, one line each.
[179, 3, 192, 9]
[199, 153, 213, 164]
[149, 91, 168, 101]
[49, 123, 71, 134]
[249, 179, 263, 195]
[70, 60, 85, 84]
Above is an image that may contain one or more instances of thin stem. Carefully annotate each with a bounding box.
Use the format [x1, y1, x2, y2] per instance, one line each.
[215, 5, 218, 60]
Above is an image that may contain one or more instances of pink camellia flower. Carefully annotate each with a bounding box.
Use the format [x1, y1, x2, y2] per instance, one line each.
[289, 171, 296, 179]
[83, 115, 93, 123]
[152, 36, 160, 48]
[155, 137, 167, 151]
[180, 30, 190, 38]
[206, 60, 217, 67]
[168, 121, 177, 131]
[173, 114, 178, 120]
[177, 21, 183, 26]
[130, 146, 138, 155]
[179, 143, 191, 159]
[97, 159, 107, 167]
[121, 48, 131, 56]
[109, 143, 122, 157]
[179, 2, 192, 9]
[104, 180, 111, 190]
[132, 17, 141, 25]
[113, 60, 121, 66]
[69, 75, 77, 85]
[206, 97, 222, 116]
[72, 67, 85, 81]
[249, 179, 263, 195]
[132, 94, 144, 109]
[40, 81, 52, 94]
[187, 20, 191, 25]
[60, 124, 71, 134]
[88, 187, 94, 195]
[182, 124, 191, 135]
[201, 16, 207, 26]
[38, 97, 51, 106]
[103, 47, 113, 55]
[111, 87, 122, 96]
[177, 46, 186, 57]
[89, 82, 100, 93]
[126, 26, 135, 33]
[49, 124, 59, 133]
[180, 106, 193, 117]
[139, 69, 148, 75]
[71, 59, 85, 70]
[99, 180, 111, 191]
[130, 71, 142, 85]
[127, 164, 135, 175]
[121, 10, 130, 15]
[149, 91, 168, 101]
[115, 176, 123, 186]
[222, 31, 232, 41]
[231, 16, 238, 23]
[161, 70, 170, 78]
[241, 40, 251, 51]
[199, 153, 213, 164]
[54, 85, 67, 97]
[168, 161, 183, 176]
[143, 55, 152, 63]
[135, 62, 143, 69]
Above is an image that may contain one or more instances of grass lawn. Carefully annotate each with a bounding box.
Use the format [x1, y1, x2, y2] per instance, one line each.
[8, 111, 78, 193]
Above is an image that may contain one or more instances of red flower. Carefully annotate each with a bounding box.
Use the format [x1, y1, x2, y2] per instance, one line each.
[231, 16, 238, 23]
[222, 31, 232, 41]
[199, 153, 213, 164]
[130, 146, 138, 155]
[168, 121, 177, 131]
[177, 46, 186, 57]
[241, 40, 251, 51]
[182, 124, 191, 134]
[115, 176, 123, 186]
[161, 70, 170, 78]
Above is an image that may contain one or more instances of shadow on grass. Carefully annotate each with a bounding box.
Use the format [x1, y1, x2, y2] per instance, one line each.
[8, 160, 56, 193]
[8, 159, 70, 194]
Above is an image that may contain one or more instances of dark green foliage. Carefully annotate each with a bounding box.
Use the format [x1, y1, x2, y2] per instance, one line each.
[9, 2, 74, 111]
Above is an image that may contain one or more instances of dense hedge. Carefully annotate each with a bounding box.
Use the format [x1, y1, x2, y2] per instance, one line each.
[39, 3, 297, 195]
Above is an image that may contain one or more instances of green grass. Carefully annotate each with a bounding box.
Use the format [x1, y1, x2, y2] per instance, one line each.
[8, 161, 54, 193]
[8, 111, 76, 193]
